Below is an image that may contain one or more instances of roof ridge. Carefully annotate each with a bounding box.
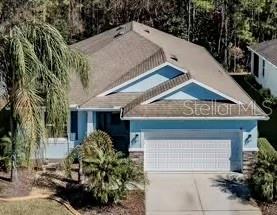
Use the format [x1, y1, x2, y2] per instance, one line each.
[96, 48, 166, 94]
[71, 22, 133, 53]
[122, 72, 191, 116]
[79, 48, 166, 107]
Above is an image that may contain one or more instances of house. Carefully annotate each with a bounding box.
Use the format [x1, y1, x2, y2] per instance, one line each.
[248, 39, 277, 97]
[44, 22, 268, 174]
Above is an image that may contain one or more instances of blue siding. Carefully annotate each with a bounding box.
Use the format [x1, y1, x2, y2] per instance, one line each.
[116, 65, 183, 92]
[163, 82, 226, 100]
[44, 111, 88, 159]
[77, 111, 87, 145]
[130, 120, 257, 150]
[44, 139, 74, 159]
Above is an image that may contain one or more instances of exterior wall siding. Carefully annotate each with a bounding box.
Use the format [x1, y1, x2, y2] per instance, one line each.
[162, 82, 226, 100]
[44, 110, 89, 159]
[43, 138, 74, 159]
[116, 65, 183, 92]
[77, 111, 88, 145]
[251, 51, 277, 97]
[130, 120, 258, 151]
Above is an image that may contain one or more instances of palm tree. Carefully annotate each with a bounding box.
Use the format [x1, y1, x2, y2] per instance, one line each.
[0, 20, 89, 181]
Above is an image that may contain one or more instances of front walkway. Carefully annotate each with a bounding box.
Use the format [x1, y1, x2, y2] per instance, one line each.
[146, 173, 261, 215]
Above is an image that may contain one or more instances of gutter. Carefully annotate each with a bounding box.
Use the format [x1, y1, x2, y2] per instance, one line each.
[121, 116, 269, 121]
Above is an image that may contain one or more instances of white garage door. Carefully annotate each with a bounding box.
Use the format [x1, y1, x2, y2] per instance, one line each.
[144, 130, 240, 172]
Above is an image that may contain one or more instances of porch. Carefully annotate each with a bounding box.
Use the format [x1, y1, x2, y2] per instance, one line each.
[43, 110, 130, 159]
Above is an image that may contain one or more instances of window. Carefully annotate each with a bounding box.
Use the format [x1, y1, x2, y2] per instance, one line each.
[262, 60, 265, 77]
[70, 111, 78, 140]
[253, 53, 259, 77]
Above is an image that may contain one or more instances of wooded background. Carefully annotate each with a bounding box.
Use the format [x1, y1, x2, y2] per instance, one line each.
[0, 0, 276, 72]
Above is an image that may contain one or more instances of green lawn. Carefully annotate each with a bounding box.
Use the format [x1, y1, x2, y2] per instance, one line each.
[0, 199, 71, 215]
[234, 76, 277, 149]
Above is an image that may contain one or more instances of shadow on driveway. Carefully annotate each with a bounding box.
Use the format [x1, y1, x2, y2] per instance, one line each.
[211, 174, 252, 202]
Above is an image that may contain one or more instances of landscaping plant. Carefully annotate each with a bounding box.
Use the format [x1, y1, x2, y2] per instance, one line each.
[0, 20, 89, 180]
[251, 138, 277, 201]
[64, 130, 144, 204]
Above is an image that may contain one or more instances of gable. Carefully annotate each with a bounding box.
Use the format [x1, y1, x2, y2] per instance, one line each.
[115, 65, 183, 93]
[161, 82, 227, 101]
[141, 79, 242, 105]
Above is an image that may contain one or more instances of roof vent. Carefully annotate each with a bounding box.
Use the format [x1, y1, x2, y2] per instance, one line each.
[144, 29, 150, 33]
[114, 31, 124, 38]
[170, 55, 178, 61]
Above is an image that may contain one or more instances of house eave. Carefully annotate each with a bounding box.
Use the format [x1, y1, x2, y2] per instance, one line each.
[247, 46, 277, 69]
[96, 62, 187, 97]
[121, 116, 268, 120]
[74, 107, 121, 111]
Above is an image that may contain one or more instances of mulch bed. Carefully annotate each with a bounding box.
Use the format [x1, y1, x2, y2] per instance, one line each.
[258, 201, 277, 215]
[79, 191, 145, 215]
[0, 167, 145, 215]
[0, 168, 34, 198]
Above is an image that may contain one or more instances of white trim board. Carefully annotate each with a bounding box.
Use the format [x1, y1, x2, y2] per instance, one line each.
[142, 79, 242, 105]
[243, 147, 259, 152]
[97, 62, 186, 97]
[122, 116, 267, 120]
[77, 107, 121, 111]
[129, 148, 144, 152]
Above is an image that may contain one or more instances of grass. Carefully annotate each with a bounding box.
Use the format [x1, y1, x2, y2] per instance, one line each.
[234, 76, 277, 149]
[0, 199, 71, 215]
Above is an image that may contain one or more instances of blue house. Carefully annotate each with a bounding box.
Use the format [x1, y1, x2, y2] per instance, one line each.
[45, 22, 267, 173]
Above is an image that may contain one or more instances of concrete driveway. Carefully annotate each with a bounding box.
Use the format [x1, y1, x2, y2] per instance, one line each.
[145, 173, 261, 215]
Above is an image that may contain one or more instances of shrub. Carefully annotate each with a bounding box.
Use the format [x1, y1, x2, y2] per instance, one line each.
[251, 138, 277, 201]
[64, 130, 144, 204]
[258, 138, 277, 157]
[83, 149, 143, 204]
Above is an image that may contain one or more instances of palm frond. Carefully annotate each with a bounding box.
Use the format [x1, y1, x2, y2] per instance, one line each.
[0, 20, 90, 163]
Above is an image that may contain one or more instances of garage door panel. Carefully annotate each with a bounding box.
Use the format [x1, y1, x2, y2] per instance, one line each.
[144, 137, 234, 171]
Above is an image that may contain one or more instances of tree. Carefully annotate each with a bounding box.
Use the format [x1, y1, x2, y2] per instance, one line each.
[0, 20, 89, 181]
[64, 130, 144, 204]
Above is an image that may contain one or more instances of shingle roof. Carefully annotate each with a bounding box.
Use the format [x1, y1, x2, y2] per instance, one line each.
[70, 21, 253, 105]
[99, 48, 166, 94]
[123, 73, 190, 114]
[249, 39, 277, 66]
[69, 27, 161, 105]
[123, 100, 265, 118]
[80, 92, 142, 108]
[69, 21, 267, 118]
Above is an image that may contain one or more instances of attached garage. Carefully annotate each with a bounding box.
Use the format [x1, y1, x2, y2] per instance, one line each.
[143, 130, 242, 172]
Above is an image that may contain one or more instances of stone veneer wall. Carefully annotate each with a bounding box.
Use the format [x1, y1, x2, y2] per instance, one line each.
[243, 151, 257, 177]
[129, 151, 144, 165]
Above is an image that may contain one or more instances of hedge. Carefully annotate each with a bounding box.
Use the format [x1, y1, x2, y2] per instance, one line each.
[258, 138, 277, 158]
[251, 138, 277, 201]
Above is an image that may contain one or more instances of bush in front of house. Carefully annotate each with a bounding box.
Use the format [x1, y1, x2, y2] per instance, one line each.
[251, 138, 277, 201]
[64, 130, 144, 204]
